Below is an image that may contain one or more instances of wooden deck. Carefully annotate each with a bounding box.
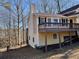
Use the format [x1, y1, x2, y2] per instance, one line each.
[39, 23, 79, 32]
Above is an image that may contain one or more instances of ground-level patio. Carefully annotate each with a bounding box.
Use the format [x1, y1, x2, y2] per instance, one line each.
[0, 42, 79, 59]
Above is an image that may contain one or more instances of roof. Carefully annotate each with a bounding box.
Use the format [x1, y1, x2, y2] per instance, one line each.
[64, 11, 79, 16]
[33, 13, 67, 18]
[59, 4, 79, 16]
[59, 4, 79, 14]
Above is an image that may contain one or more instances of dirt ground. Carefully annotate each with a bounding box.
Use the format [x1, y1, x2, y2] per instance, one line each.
[0, 43, 79, 59]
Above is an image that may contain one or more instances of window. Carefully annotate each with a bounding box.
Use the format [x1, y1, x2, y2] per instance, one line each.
[39, 17, 45, 24]
[65, 19, 68, 26]
[66, 19, 68, 23]
[70, 19, 73, 28]
[53, 34, 57, 39]
[62, 19, 65, 25]
[53, 19, 58, 25]
[53, 19, 58, 23]
[48, 18, 51, 26]
[62, 19, 68, 26]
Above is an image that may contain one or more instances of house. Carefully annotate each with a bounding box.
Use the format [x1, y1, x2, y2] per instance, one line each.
[28, 4, 79, 51]
[59, 4, 79, 36]
[59, 4, 79, 16]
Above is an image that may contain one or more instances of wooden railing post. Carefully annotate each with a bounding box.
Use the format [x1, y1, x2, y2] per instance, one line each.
[45, 17, 47, 52]
[69, 31, 72, 47]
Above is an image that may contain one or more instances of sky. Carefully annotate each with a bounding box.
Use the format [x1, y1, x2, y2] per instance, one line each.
[29, 0, 79, 14]
[0, 0, 79, 18]
[0, 0, 79, 15]
[0, 0, 79, 28]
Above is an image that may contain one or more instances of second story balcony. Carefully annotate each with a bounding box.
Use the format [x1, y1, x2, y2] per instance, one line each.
[38, 22, 79, 32]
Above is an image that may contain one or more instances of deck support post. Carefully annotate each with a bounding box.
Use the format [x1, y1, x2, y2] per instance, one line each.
[45, 17, 47, 52]
[58, 33, 62, 49]
[45, 33, 47, 52]
[69, 31, 72, 47]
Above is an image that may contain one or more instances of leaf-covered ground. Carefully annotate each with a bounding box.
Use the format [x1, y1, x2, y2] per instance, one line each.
[0, 43, 79, 59]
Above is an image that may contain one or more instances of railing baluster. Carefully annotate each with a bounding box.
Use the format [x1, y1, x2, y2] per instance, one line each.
[39, 22, 79, 32]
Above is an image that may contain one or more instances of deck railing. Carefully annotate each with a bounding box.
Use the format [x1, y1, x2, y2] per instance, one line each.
[38, 22, 79, 32]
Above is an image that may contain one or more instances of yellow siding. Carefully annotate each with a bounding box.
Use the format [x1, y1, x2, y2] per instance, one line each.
[76, 17, 79, 23]
[39, 32, 75, 46]
[69, 17, 77, 23]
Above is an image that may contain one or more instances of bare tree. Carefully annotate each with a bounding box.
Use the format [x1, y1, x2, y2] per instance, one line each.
[39, 0, 54, 13]
[11, 0, 28, 45]
[0, 0, 28, 48]
[54, 0, 74, 13]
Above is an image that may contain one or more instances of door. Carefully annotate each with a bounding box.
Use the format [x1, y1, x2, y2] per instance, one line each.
[64, 36, 70, 43]
[70, 20, 73, 28]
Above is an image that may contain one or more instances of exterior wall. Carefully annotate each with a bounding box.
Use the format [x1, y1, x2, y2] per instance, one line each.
[28, 4, 40, 48]
[28, 4, 79, 48]
[28, 13, 35, 48]
[33, 16, 40, 47]
[39, 32, 75, 46]
[28, 14, 78, 48]
[68, 17, 77, 23]
[76, 16, 79, 23]
[76, 16, 79, 35]
[28, 15, 40, 48]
